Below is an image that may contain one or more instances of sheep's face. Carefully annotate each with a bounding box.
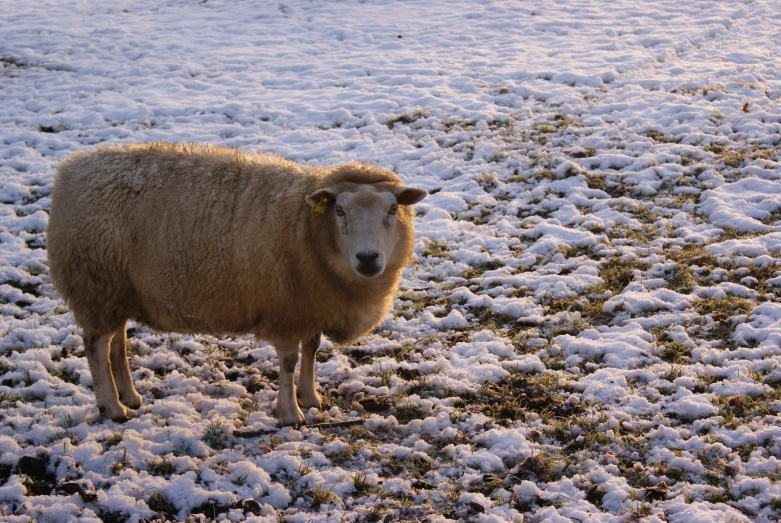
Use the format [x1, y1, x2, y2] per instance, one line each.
[307, 184, 427, 279]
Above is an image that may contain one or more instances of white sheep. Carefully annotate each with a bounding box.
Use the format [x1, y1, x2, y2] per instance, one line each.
[46, 142, 426, 425]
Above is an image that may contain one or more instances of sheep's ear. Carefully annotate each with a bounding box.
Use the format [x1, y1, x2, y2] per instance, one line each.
[306, 189, 335, 212]
[394, 186, 427, 205]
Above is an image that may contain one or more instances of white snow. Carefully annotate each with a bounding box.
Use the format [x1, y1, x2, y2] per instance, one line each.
[2, 0, 781, 521]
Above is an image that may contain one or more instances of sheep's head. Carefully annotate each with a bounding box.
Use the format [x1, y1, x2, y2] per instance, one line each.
[307, 182, 426, 279]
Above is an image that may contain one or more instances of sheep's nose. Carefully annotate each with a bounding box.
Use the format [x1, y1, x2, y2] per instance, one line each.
[356, 252, 380, 264]
[355, 251, 382, 278]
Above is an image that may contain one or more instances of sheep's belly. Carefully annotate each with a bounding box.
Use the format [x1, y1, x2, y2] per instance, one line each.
[132, 299, 259, 337]
[132, 290, 386, 345]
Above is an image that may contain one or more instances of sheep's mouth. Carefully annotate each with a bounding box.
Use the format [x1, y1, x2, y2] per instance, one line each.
[355, 263, 382, 278]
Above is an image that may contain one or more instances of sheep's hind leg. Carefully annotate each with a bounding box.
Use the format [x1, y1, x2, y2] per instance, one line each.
[298, 333, 322, 410]
[274, 341, 305, 426]
[110, 321, 142, 410]
[84, 330, 128, 421]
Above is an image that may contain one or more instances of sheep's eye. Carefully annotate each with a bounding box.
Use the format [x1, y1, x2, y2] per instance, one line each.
[389, 204, 398, 215]
[335, 206, 345, 217]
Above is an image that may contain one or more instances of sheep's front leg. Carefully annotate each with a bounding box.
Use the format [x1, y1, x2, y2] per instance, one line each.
[274, 341, 305, 426]
[84, 331, 128, 421]
[298, 333, 322, 410]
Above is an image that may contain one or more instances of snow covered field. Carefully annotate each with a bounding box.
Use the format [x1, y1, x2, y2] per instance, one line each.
[2, 0, 781, 520]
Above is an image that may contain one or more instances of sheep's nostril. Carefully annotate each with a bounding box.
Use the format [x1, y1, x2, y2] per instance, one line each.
[356, 252, 380, 264]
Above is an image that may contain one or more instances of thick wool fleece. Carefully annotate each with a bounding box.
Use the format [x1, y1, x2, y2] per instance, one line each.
[47, 142, 416, 345]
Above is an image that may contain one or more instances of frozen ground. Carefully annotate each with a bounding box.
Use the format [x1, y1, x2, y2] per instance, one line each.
[2, 0, 781, 521]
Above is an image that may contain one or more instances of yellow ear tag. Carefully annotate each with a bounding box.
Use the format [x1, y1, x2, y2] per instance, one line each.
[313, 196, 328, 214]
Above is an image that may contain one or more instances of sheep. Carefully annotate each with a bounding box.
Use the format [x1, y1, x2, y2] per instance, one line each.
[47, 142, 427, 425]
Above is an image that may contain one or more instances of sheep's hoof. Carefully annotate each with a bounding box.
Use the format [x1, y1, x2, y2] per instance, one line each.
[278, 406, 305, 426]
[120, 390, 143, 409]
[99, 403, 129, 422]
[298, 390, 322, 410]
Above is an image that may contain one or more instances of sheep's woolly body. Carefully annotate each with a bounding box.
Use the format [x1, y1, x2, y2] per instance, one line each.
[47, 142, 416, 347]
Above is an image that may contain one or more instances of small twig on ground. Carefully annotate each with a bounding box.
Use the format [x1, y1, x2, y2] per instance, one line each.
[233, 418, 365, 438]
